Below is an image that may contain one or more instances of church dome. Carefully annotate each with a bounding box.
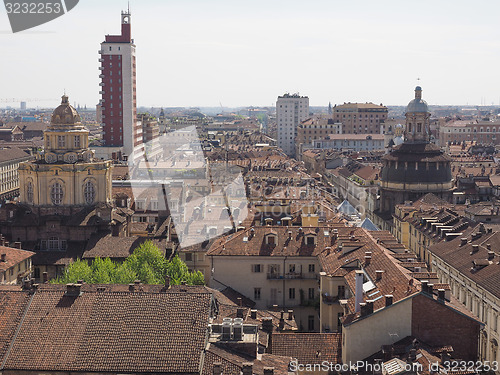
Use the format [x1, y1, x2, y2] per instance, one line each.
[51, 95, 82, 125]
[406, 86, 429, 114]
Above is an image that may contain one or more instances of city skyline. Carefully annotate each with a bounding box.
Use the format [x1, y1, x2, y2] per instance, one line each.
[1, 0, 500, 108]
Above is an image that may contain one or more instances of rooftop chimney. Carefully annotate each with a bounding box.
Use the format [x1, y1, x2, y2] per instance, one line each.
[66, 283, 82, 297]
[461, 238, 467, 246]
[438, 289, 446, 303]
[0, 254, 5, 262]
[262, 317, 273, 333]
[237, 308, 245, 319]
[263, 367, 275, 375]
[472, 244, 479, 253]
[385, 295, 393, 307]
[242, 362, 253, 375]
[14, 241, 21, 249]
[279, 311, 285, 331]
[287, 310, 293, 320]
[237, 297, 242, 306]
[355, 270, 364, 313]
[365, 255, 372, 266]
[365, 300, 374, 315]
[129, 283, 135, 292]
[250, 309, 257, 319]
[376, 270, 384, 281]
[420, 280, 428, 294]
[487, 244, 492, 250]
[427, 283, 434, 296]
[213, 362, 222, 375]
[488, 251, 495, 260]
[42, 272, 48, 283]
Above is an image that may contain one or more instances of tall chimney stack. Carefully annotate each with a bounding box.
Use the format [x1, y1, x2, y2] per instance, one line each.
[242, 363, 253, 375]
[355, 270, 364, 313]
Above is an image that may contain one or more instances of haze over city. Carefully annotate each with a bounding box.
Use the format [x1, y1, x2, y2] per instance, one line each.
[2, 0, 500, 108]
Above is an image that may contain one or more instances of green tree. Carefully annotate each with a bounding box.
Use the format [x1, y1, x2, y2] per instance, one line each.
[53, 259, 92, 284]
[53, 240, 205, 286]
[125, 241, 167, 283]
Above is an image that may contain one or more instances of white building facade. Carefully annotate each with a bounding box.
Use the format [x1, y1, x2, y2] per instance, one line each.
[276, 93, 309, 158]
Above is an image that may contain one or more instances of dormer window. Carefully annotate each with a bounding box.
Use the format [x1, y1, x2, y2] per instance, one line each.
[305, 233, 317, 246]
[265, 232, 277, 246]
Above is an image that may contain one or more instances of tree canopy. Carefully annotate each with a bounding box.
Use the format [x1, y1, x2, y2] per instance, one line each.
[53, 241, 205, 286]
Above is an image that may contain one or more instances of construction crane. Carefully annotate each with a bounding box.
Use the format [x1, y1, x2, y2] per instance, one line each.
[0, 98, 53, 104]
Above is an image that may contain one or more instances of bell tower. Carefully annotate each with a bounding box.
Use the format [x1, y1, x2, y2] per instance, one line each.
[405, 86, 431, 143]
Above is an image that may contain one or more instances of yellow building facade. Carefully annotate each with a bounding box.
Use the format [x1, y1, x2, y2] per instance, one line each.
[18, 95, 113, 209]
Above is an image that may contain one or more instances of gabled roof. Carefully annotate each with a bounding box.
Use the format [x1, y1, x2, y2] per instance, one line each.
[271, 333, 342, 365]
[207, 225, 345, 257]
[0, 246, 35, 272]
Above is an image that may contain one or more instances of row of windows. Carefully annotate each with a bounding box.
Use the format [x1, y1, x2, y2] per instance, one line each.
[253, 287, 316, 301]
[27, 181, 97, 206]
[251, 264, 315, 273]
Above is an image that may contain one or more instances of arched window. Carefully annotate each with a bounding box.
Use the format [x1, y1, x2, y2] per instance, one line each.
[51, 182, 64, 205]
[84, 181, 96, 205]
[26, 181, 34, 203]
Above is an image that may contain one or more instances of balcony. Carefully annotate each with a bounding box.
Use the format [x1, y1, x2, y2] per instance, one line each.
[98, 50, 103, 54]
[98, 58, 104, 62]
[99, 66, 104, 71]
[99, 82, 105, 87]
[267, 272, 317, 280]
[99, 74, 105, 78]
[99, 91, 105, 95]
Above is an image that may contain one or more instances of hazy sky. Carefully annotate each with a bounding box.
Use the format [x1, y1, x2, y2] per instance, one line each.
[1, 0, 500, 108]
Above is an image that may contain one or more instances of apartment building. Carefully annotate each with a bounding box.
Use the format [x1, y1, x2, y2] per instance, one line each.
[296, 115, 342, 157]
[317, 228, 482, 363]
[0, 242, 34, 284]
[207, 224, 346, 332]
[0, 147, 31, 201]
[332, 102, 388, 134]
[439, 119, 500, 146]
[276, 93, 309, 158]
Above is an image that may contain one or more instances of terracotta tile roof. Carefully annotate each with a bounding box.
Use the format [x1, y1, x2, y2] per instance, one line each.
[203, 345, 291, 375]
[0, 246, 35, 272]
[82, 234, 159, 259]
[319, 229, 419, 320]
[207, 225, 345, 257]
[0, 291, 31, 364]
[0, 147, 31, 163]
[1, 286, 214, 373]
[271, 333, 342, 365]
[429, 226, 500, 298]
